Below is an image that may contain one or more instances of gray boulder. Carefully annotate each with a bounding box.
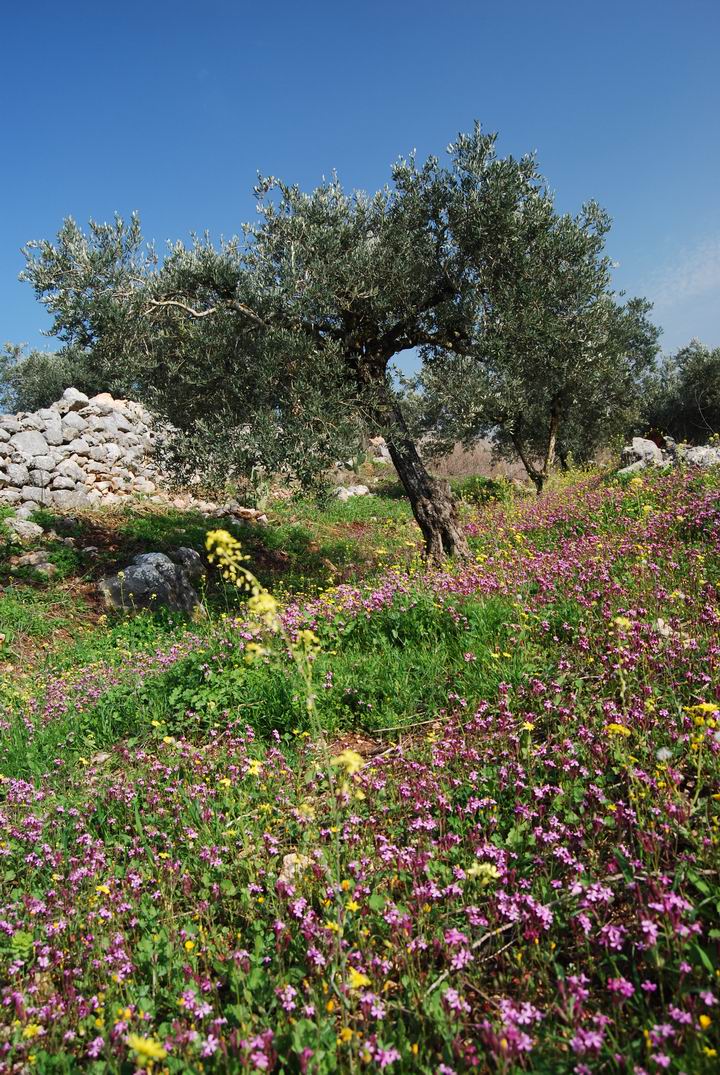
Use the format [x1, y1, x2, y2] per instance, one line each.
[0, 416, 22, 433]
[621, 437, 665, 467]
[43, 421, 64, 447]
[65, 438, 91, 456]
[168, 546, 205, 581]
[9, 430, 50, 457]
[58, 387, 90, 413]
[5, 517, 44, 543]
[51, 475, 77, 490]
[2, 462, 30, 486]
[681, 445, 720, 467]
[619, 437, 720, 475]
[61, 411, 88, 439]
[99, 550, 203, 614]
[48, 489, 86, 509]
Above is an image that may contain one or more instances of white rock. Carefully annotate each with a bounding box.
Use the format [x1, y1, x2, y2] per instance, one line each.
[32, 455, 58, 472]
[44, 421, 64, 446]
[9, 430, 49, 457]
[5, 517, 44, 542]
[29, 470, 53, 487]
[65, 438, 91, 455]
[61, 410, 88, 434]
[51, 475, 77, 490]
[55, 459, 86, 481]
[59, 387, 90, 412]
[2, 462, 30, 486]
[335, 484, 370, 501]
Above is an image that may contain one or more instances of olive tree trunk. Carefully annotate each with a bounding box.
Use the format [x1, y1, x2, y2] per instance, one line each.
[384, 402, 471, 561]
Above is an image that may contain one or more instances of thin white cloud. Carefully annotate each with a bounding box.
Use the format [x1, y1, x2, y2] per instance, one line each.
[646, 234, 720, 311]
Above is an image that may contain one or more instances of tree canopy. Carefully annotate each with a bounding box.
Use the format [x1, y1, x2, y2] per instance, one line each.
[403, 203, 660, 491]
[18, 124, 660, 552]
[644, 340, 720, 443]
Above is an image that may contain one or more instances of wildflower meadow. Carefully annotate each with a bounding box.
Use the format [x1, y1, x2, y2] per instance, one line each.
[1, 467, 719, 1073]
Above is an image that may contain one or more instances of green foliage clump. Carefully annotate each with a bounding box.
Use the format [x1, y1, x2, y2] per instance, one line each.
[644, 340, 720, 442]
[449, 475, 513, 505]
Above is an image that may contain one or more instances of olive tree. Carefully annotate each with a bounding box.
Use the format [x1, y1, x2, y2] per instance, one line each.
[21, 125, 650, 549]
[644, 341, 720, 442]
[406, 203, 660, 491]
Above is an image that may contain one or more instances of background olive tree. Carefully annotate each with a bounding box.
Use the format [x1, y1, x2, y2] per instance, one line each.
[643, 340, 720, 442]
[402, 203, 660, 492]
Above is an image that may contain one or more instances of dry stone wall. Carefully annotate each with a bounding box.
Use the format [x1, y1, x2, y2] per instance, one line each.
[0, 388, 159, 518]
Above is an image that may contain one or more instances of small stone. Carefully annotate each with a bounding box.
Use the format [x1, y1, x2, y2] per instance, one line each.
[13, 550, 57, 577]
[59, 387, 90, 412]
[65, 438, 91, 455]
[5, 518, 44, 543]
[336, 484, 370, 501]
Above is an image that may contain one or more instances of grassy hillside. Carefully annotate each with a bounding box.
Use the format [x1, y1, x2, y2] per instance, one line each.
[0, 469, 719, 1073]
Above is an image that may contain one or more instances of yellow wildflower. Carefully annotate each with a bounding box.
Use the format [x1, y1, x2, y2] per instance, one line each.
[295, 628, 320, 650]
[247, 589, 280, 628]
[331, 749, 364, 776]
[467, 862, 501, 886]
[127, 1034, 167, 1061]
[606, 723, 632, 737]
[348, 968, 371, 989]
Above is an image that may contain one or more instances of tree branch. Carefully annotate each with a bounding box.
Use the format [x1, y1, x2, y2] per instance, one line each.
[145, 297, 267, 327]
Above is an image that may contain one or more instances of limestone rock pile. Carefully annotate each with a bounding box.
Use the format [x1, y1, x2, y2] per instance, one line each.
[0, 388, 159, 517]
[618, 437, 720, 475]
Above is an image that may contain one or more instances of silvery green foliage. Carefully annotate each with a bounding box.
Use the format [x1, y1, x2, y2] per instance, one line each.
[19, 125, 658, 502]
[18, 128, 525, 485]
[406, 202, 660, 488]
[0, 343, 110, 412]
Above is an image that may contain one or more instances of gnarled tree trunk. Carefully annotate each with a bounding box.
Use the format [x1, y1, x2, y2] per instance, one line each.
[384, 401, 471, 561]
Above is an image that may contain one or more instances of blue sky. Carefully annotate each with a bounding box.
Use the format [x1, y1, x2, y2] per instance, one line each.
[2, 0, 719, 365]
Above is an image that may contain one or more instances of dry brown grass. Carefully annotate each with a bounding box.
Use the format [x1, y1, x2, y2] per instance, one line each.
[424, 439, 530, 481]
